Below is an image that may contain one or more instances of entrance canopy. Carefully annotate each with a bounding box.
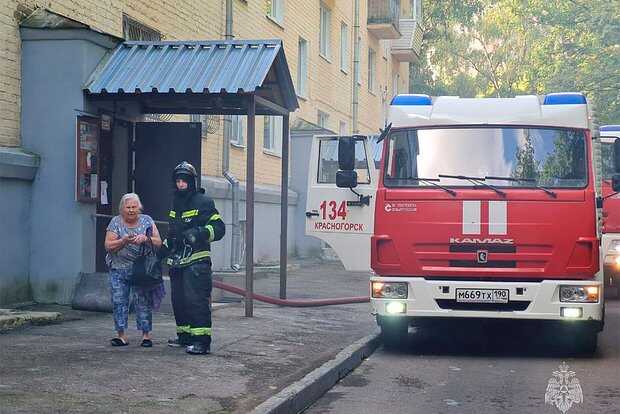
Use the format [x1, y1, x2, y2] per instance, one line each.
[84, 39, 298, 115]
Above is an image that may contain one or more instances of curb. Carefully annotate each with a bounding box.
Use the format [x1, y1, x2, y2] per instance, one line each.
[251, 333, 381, 414]
[0, 310, 62, 332]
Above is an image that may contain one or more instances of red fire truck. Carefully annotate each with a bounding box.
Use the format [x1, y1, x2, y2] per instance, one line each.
[306, 93, 612, 353]
[601, 125, 620, 297]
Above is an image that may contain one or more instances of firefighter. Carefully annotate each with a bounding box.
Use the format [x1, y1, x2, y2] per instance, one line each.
[161, 161, 225, 355]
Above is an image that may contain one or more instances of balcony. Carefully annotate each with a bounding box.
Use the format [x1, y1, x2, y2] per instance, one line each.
[367, 0, 401, 39]
[391, 18, 423, 62]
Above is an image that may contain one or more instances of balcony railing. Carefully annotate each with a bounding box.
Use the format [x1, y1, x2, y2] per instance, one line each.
[367, 0, 401, 39]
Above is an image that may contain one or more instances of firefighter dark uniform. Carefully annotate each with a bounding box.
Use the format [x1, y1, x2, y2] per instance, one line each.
[162, 162, 225, 355]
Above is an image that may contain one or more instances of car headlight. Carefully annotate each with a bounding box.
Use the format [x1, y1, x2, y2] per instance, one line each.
[559, 285, 599, 303]
[371, 281, 408, 299]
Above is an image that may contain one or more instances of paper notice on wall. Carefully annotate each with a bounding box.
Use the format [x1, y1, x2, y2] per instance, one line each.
[100, 181, 109, 205]
[90, 174, 98, 199]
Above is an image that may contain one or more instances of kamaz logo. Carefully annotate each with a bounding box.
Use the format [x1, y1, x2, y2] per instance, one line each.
[450, 237, 514, 244]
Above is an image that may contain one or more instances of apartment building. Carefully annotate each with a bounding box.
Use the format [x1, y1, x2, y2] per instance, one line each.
[0, 0, 422, 305]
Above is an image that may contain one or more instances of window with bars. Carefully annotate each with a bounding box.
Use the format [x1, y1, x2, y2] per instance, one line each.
[122, 15, 161, 41]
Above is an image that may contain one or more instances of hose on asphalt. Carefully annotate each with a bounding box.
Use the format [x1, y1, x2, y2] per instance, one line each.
[213, 279, 370, 307]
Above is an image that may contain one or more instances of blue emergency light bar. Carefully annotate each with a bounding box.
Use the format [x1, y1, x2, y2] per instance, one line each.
[543, 93, 587, 105]
[601, 125, 620, 132]
[390, 94, 432, 106]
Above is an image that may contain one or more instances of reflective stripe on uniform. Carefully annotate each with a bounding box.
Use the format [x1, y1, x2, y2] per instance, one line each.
[176, 325, 191, 334]
[189, 327, 212, 336]
[208, 213, 222, 222]
[169, 210, 176, 218]
[205, 225, 215, 242]
[181, 209, 200, 218]
[166, 250, 211, 266]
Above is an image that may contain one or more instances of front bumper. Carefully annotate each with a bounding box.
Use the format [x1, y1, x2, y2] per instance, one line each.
[371, 276, 604, 323]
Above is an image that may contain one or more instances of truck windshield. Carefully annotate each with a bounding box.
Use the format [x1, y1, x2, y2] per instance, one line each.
[601, 141, 614, 180]
[384, 127, 587, 188]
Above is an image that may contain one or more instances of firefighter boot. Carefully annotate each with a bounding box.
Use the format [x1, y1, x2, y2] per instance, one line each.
[186, 342, 210, 355]
[167, 333, 191, 348]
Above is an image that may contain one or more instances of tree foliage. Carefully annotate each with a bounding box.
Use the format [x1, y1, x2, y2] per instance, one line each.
[412, 0, 620, 124]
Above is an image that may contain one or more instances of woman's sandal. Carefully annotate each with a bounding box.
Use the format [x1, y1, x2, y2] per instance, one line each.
[141, 339, 153, 348]
[110, 337, 128, 347]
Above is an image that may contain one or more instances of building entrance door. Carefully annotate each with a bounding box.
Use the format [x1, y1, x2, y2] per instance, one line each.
[133, 122, 202, 223]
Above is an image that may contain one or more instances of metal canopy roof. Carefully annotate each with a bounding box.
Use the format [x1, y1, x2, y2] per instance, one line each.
[84, 39, 299, 115]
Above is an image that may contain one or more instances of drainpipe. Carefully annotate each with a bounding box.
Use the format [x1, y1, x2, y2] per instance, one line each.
[223, 0, 241, 271]
[352, 0, 360, 133]
[225, 0, 233, 40]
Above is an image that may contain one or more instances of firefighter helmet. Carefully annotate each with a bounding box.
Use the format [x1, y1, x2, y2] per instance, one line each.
[173, 161, 198, 191]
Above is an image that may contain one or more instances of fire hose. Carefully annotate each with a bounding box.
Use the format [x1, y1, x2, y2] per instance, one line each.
[213, 279, 370, 307]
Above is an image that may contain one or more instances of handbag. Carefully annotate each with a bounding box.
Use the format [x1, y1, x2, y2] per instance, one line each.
[131, 228, 163, 288]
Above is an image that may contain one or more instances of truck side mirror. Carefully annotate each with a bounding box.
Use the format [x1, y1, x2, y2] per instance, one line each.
[613, 174, 620, 192]
[338, 137, 356, 171]
[614, 138, 620, 172]
[336, 170, 358, 188]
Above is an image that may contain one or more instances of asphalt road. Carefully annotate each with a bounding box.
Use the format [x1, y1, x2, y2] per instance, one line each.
[306, 300, 620, 414]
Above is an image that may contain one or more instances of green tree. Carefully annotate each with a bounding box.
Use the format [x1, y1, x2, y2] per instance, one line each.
[413, 0, 620, 123]
[511, 131, 540, 181]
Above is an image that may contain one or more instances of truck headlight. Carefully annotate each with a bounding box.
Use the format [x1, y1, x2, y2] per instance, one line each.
[559, 286, 599, 303]
[372, 281, 408, 299]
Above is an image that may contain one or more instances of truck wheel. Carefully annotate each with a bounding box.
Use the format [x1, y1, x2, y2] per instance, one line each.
[378, 316, 409, 349]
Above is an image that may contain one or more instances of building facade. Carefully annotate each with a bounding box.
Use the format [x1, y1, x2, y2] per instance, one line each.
[0, 0, 422, 305]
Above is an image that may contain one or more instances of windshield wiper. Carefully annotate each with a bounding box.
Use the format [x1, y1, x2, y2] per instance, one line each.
[438, 174, 506, 197]
[484, 176, 557, 198]
[414, 177, 457, 196]
[385, 176, 457, 196]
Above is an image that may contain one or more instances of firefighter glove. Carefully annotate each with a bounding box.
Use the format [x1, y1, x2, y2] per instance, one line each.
[183, 228, 201, 246]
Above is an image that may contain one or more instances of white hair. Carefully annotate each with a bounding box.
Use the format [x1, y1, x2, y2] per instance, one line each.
[119, 193, 143, 213]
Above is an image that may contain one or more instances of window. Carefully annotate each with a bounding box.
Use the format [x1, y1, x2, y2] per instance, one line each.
[319, 3, 331, 59]
[263, 116, 282, 154]
[318, 139, 371, 184]
[368, 48, 376, 93]
[224, 115, 245, 146]
[297, 37, 308, 97]
[317, 110, 330, 129]
[412, 0, 422, 20]
[339, 121, 347, 135]
[267, 0, 284, 25]
[340, 22, 349, 72]
[122, 14, 161, 41]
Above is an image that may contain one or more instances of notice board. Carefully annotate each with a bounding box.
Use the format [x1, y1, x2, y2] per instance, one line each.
[76, 116, 100, 203]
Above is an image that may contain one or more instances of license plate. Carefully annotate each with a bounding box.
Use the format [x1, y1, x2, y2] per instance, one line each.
[455, 288, 509, 304]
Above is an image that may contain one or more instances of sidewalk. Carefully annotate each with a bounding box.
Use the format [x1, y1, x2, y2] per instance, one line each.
[0, 259, 377, 414]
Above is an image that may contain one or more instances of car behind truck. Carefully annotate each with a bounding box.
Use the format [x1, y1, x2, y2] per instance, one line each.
[306, 93, 618, 354]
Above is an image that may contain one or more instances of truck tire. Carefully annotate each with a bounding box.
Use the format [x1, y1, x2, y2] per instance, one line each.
[378, 316, 408, 349]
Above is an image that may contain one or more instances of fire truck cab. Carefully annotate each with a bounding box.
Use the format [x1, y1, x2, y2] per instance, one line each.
[306, 93, 617, 354]
[601, 125, 620, 297]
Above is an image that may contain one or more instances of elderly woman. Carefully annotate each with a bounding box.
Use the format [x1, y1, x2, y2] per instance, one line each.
[104, 193, 163, 347]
